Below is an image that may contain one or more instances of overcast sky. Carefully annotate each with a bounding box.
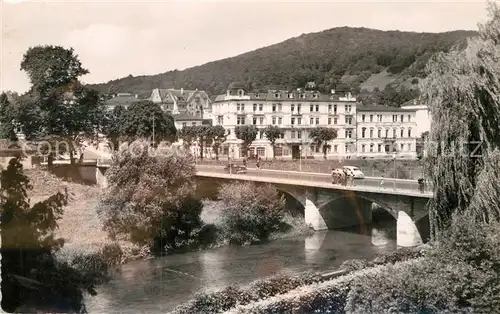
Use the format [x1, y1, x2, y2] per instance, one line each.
[1, 0, 491, 93]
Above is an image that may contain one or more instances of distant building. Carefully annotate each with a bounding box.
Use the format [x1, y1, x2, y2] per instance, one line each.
[149, 88, 212, 129]
[211, 82, 358, 160]
[400, 97, 431, 137]
[105, 93, 142, 110]
[356, 105, 418, 159]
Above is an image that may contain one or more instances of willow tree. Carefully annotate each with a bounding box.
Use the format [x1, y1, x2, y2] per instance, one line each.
[421, 1, 500, 240]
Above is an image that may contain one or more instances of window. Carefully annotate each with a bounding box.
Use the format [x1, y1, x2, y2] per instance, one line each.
[253, 117, 257, 125]
[255, 93, 260, 98]
[408, 129, 412, 137]
[291, 117, 295, 125]
[217, 116, 223, 125]
[345, 105, 352, 112]
[272, 117, 276, 125]
[283, 149, 289, 156]
[362, 144, 366, 153]
[278, 117, 282, 125]
[393, 115, 397, 122]
[346, 130, 353, 138]
[182, 122, 187, 127]
[297, 104, 301, 113]
[378, 114, 383, 122]
[236, 103, 241, 111]
[401, 115, 404, 122]
[297, 117, 302, 125]
[278, 104, 282, 112]
[315, 117, 319, 125]
[370, 144, 374, 152]
[401, 129, 404, 137]
[223, 146, 229, 155]
[378, 129, 381, 138]
[313, 93, 318, 99]
[328, 117, 332, 125]
[361, 127, 366, 138]
[298, 131, 302, 139]
[346, 116, 352, 124]
[400, 143, 404, 151]
[274, 93, 280, 98]
[370, 115, 373, 122]
[334, 105, 337, 114]
[310, 117, 314, 125]
[362, 114, 365, 122]
[291, 104, 295, 112]
[288, 93, 293, 99]
[237, 116, 245, 125]
[378, 144, 382, 152]
[259, 117, 264, 125]
[328, 104, 332, 112]
[315, 104, 319, 112]
[259, 104, 263, 111]
[393, 129, 397, 138]
[275, 146, 283, 156]
[227, 129, 231, 136]
[310, 104, 314, 112]
[408, 114, 411, 122]
[334, 117, 338, 124]
[334, 145, 338, 153]
[386, 129, 389, 137]
[272, 104, 276, 112]
[259, 132, 263, 139]
[408, 143, 412, 151]
[291, 131, 296, 139]
[253, 104, 257, 111]
[370, 129, 373, 138]
[345, 144, 350, 153]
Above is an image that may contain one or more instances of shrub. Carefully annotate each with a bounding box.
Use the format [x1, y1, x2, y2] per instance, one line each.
[339, 259, 370, 272]
[217, 182, 285, 245]
[372, 246, 424, 265]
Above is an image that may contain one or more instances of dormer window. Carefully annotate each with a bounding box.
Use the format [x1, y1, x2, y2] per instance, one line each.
[255, 93, 260, 98]
[300, 94, 305, 99]
[274, 93, 280, 98]
[238, 89, 244, 97]
[288, 93, 293, 99]
[313, 93, 318, 99]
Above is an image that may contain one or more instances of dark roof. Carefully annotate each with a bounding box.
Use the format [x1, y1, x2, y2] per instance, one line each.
[155, 89, 210, 105]
[106, 95, 142, 107]
[173, 113, 204, 121]
[213, 89, 356, 102]
[357, 105, 416, 113]
[228, 82, 246, 90]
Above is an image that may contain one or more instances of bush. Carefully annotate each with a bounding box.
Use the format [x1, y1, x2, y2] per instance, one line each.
[169, 272, 324, 314]
[372, 246, 424, 265]
[339, 259, 370, 272]
[217, 182, 286, 245]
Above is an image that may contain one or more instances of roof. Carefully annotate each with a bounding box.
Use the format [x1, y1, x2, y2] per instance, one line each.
[105, 95, 142, 107]
[357, 105, 416, 113]
[154, 89, 210, 105]
[213, 89, 357, 103]
[173, 113, 204, 121]
[228, 82, 246, 90]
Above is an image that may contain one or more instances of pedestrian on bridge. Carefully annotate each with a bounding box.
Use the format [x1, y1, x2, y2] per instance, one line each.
[380, 175, 385, 188]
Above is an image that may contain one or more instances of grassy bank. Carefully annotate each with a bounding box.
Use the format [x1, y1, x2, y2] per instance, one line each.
[197, 159, 424, 179]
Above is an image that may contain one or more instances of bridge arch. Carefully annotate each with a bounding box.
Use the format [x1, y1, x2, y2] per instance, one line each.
[317, 194, 399, 220]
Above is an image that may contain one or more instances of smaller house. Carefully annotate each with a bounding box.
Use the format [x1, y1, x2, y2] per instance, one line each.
[105, 93, 142, 111]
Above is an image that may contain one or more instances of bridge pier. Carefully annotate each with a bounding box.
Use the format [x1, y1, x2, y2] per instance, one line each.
[304, 197, 328, 231]
[397, 211, 423, 247]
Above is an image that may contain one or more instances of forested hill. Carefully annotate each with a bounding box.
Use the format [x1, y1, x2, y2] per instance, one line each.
[89, 27, 477, 103]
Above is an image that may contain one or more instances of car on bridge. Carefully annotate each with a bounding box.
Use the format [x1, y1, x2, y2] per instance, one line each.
[224, 163, 247, 174]
[342, 166, 365, 179]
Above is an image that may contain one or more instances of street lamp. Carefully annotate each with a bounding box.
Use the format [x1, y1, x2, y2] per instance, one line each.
[299, 143, 302, 171]
[392, 151, 397, 191]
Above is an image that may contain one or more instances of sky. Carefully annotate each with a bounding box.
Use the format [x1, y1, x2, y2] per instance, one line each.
[0, 0, 492, 94]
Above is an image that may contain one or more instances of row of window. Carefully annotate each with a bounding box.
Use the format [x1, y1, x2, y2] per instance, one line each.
[361, 128, 412, 138]
[237, 116, 353, 126]
[360, 143, 412, 153]
[233, 103, 353, 113]
[360, 114, 412, 123]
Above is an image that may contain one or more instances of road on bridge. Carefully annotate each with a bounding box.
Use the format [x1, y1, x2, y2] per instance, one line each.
[195, 164, 429, 193]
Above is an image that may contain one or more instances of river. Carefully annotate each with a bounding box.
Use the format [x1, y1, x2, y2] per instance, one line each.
[85, 217, 397, 313]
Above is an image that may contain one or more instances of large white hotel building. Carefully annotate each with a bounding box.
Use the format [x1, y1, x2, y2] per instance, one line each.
[211, 82, 425, 160]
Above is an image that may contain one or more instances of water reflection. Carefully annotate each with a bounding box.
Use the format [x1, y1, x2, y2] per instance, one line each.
[86, 222, 397, 313]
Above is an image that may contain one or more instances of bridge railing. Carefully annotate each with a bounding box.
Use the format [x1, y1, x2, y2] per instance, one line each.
[96, 158, 113, 166]
[195, 159, 425, 181]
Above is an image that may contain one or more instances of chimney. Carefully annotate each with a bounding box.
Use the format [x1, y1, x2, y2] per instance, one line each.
[181, 88, 184, 95]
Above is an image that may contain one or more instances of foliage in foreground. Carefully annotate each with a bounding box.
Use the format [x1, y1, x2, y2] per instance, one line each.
[217, 181, 286, 245]
[0, 158, 108, 313]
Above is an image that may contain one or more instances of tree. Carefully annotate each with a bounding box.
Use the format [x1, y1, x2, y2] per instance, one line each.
[101, 105, 127, 151]
[263, 125, 284, 159]
[208, 125, 226, 160]
[121, 101, 176, 144]
[18, 45, 106, 165]
[1, 158, 106, 313]
[421, 1, 500, 240]
[235, 125, 258, 158]
[178, 126, 199, 151]
[217, 181, 285, 245]
[97, 140, 203, 254]
[309, 127, 338, 159]
[0, 93, 19, 144]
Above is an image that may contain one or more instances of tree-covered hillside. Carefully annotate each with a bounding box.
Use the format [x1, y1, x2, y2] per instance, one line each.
[89, 27, 477, 103]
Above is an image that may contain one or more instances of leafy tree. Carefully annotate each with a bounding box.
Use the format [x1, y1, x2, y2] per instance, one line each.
[1, 158, 107, 313]
[121, 101, 176, 144]
[217, 181, 285, 245]
[421, 1, 500, 239]
[101, 105, 127, 151]
[235, 125, 258, 157]
[0, 93, 19, 144]
[178, 126, 199, 151]
[208, 125, 226, 160]
[263, 125, 284, 159]
[97, 140, 203, 254]
[18, 45, 106, 165]
[309, 127, 337, 159]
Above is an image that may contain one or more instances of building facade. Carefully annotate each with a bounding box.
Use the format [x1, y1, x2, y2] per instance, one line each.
[400, 98, 431, 137]
[211, 82, 359, 160]
[356, 106, 418, 159]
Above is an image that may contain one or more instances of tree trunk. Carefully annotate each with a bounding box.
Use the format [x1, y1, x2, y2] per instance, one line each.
[69, 148, 75, 165]
[200, 140, 204, 160]
[48, 154, 54, 168]
[272, 143, 276, 159]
